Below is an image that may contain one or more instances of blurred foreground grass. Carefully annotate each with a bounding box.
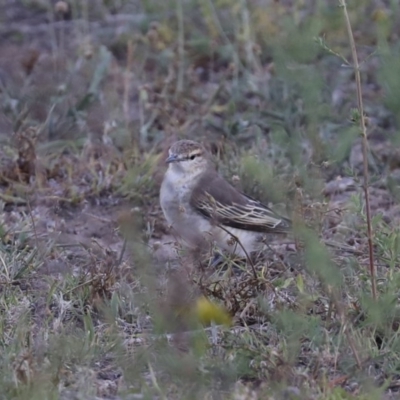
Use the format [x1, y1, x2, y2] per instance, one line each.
[0, 0, 400, 399]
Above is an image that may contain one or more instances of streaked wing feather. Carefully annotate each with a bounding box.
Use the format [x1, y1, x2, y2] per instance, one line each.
[190, 172, 291, 233]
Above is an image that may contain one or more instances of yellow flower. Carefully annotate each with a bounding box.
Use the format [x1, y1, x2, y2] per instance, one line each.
[195, 297, 232, 327]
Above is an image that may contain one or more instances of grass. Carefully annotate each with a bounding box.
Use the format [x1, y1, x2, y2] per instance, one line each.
[0, 0, 400, 398]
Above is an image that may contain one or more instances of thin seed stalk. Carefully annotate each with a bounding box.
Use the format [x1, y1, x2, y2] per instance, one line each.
[340, 0, 377, 300]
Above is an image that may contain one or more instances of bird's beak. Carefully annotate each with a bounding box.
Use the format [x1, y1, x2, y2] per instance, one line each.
[166, 154, 179, 163]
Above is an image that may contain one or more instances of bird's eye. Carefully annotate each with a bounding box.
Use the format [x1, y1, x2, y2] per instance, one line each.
[189, 154, 197, 160]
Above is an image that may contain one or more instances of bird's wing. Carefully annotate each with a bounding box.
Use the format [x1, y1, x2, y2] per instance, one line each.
[190, 171, 291, 233]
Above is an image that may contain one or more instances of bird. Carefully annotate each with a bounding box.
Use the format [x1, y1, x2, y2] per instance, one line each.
[160, 140, 291, 259]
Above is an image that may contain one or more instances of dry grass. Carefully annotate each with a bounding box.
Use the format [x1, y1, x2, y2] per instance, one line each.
[0, 0, 400, 399]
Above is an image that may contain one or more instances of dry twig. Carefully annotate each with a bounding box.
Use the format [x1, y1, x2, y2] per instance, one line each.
[340, 0, 377, 301]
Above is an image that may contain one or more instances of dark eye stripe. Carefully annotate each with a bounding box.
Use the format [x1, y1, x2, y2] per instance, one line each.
[187, 152, 201, 160]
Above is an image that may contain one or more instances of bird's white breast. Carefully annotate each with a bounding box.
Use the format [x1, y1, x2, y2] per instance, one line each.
[160, 169, 213, 248]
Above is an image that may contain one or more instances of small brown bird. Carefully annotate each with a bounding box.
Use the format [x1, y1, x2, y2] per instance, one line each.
[160, 140, 291, 258]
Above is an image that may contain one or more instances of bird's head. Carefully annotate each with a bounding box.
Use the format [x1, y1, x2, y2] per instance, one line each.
[165, 140, 210, 177]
